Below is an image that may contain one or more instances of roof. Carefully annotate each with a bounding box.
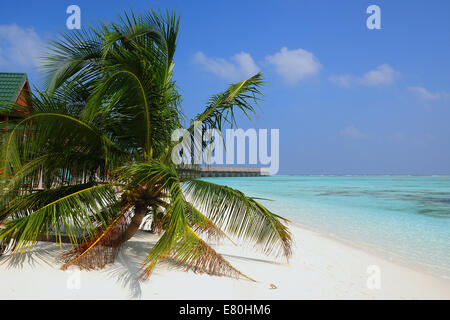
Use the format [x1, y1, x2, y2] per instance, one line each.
[0, 72, 27, 105]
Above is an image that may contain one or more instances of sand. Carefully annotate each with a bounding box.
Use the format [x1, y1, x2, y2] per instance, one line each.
[0, 224, 449, 300]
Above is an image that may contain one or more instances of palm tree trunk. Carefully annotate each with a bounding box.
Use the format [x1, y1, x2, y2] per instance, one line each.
[120, 204, 147, 242]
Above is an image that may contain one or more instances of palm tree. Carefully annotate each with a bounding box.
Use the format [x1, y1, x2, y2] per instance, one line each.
[0, 10, 291, 280]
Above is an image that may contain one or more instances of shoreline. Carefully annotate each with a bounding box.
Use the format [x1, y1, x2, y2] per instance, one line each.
[288, 220, 450, 281]
[206, 175, 450, 282]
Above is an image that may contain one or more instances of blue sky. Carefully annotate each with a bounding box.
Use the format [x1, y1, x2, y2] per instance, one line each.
[1, 0, 450, 175]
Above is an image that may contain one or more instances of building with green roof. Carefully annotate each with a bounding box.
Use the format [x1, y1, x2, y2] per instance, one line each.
[0, 72, 31, 129]
[0, 73, 31, 174]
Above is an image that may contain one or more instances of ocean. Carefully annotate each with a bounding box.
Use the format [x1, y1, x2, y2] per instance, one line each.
[202, 176, 450, 278]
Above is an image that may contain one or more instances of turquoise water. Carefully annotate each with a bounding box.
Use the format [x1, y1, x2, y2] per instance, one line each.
[203, 176, 450, 278]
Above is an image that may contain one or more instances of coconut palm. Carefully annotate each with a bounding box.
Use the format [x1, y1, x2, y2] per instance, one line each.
[0, 10, 291, 279]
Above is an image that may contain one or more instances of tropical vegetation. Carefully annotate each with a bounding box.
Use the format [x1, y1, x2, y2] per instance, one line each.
[0, 10, 292, 280]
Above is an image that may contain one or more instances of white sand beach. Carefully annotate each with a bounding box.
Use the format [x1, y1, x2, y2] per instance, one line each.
[1, 224, 449, 300]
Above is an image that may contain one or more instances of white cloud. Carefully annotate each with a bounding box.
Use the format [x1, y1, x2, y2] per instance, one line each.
[0, 24, 43, 68]
[408, 86, 448, 101]
[340, 125, 367, 139]
[193, 51, 260, 82]
[360, 64, 397, 86]
[330, 64, 399, 88]
[265, 47, 322, 85]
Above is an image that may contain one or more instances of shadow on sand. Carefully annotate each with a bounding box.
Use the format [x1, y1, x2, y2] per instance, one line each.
[0, 231, 280, 299]
[0, 242, 64, 270]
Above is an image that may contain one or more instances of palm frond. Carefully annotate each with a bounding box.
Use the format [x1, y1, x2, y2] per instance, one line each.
[0, 183, 118, 254]
[167, 226, 253, 280]
[116, 161, 177, 189]
[40, 27, 103, 92]
[182, 179, 292, 259]
[1, 102, 125, 184]
[60, 204, 132, 270]
[141, 181, 249, 280]
[140, 182, 186, 278]
[191, 73, 264, 132]
[174, 73, 264, 164]
[185, 202, 234, 243]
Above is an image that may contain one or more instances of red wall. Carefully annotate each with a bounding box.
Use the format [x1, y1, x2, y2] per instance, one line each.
[0, 83, 31, 174]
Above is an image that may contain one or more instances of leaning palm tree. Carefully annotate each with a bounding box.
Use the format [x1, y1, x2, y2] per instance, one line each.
[0, 10, 291, 280]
